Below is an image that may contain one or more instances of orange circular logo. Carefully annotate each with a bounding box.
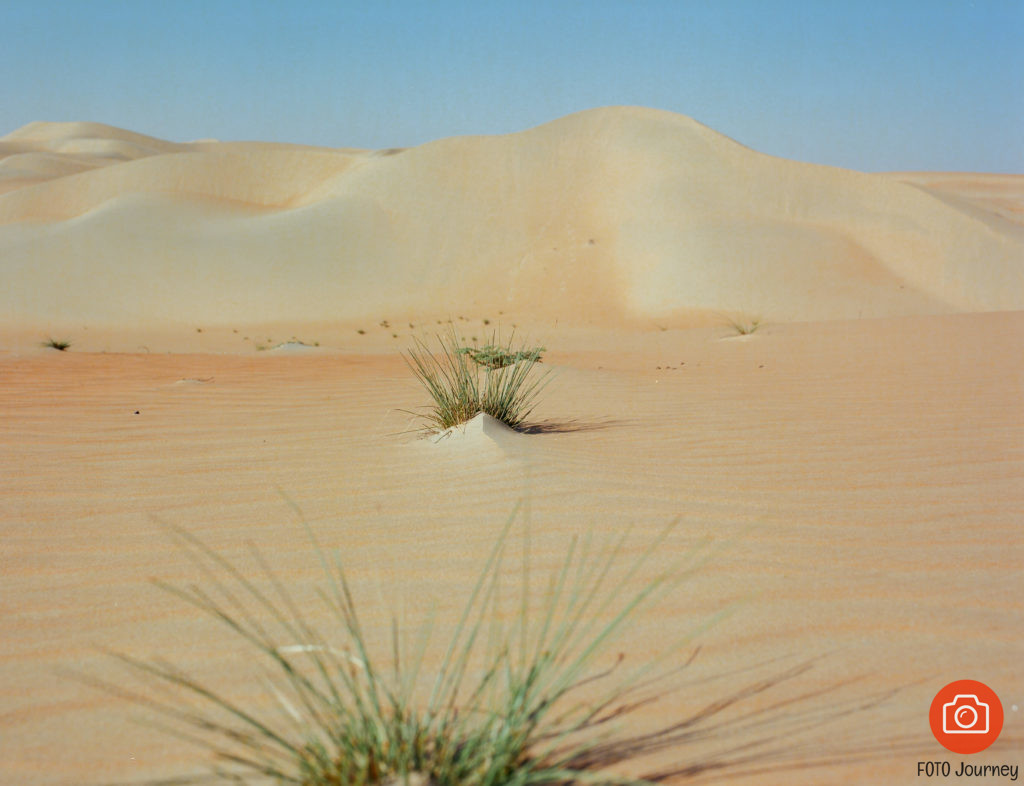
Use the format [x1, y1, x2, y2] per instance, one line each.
[929, 680, 1003, 754]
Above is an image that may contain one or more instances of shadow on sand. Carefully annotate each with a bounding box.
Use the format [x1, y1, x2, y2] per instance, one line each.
[517, 416, 628, 435]
[557, 650, 928, 783]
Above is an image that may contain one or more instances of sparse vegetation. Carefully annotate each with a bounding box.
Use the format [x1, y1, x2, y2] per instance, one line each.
[726, 315, 761, 336]
[457, 344, 545, 370]
[42, 338, 71, 351]
[404, 329, 549, 431]
[96, 510, 708, 786]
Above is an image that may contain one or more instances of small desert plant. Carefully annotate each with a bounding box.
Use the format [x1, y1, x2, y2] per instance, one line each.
[404, 330, 549, 431]
[456, 345, 544, 370]
[42, 337, 71, 351]
[93, 509, 709, 785]
[724, 315, 760, 336]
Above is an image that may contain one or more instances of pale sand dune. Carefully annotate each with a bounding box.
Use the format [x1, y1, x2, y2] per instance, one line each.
[1, 312, 1021, 784]
[1, 107, 1022, 334]
[1, 120, 190, 156]
[886, 171, 1024, 228]
[0, 152, 106, 194]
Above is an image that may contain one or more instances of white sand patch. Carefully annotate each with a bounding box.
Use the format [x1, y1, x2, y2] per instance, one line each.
[429, 412, 526, 453]
[266, 341, 321, 353]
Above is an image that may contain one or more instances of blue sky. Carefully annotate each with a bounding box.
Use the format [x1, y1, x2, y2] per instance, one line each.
[2, 0, 1022, 172]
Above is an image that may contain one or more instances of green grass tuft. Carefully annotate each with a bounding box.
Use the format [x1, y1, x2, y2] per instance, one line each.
[96, 508, 708, 785]
[79, 506, 902, 784]
[404, 330, 550, 432]
[456, 345, 545, 370]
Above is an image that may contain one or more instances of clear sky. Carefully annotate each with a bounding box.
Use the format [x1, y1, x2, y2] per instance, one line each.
[2, 0, 1022, 172]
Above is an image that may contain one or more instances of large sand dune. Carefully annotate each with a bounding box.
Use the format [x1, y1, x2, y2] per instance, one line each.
[2, 107, 1022, 332]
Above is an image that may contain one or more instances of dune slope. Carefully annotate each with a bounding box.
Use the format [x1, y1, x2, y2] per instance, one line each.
[1, 107, 1022, 329]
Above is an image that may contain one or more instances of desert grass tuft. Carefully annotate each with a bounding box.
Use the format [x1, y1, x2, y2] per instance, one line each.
[403, 329, 550, 432]
[77, 507, 910, 785]
[724, 315, 761, 336]
[42, 337, 72, 351]
[92, 508, 714, 785]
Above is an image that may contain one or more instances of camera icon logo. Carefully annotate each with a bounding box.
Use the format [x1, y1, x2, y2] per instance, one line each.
[942, 694, 989, 734]
[930, 680, 1003, 754]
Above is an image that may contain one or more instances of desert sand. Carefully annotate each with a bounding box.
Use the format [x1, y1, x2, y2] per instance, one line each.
[1, 107, 1021, 784]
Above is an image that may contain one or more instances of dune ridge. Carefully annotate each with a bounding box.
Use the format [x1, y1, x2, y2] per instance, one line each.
[1, 107, 1022, 332]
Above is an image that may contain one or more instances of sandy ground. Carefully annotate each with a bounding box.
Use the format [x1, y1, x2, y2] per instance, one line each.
[1, 108, 1022, 783]
[2, 312, 1021, 784]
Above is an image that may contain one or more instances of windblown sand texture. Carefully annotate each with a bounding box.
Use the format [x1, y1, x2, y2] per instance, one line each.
[1, 107, 1022, 784]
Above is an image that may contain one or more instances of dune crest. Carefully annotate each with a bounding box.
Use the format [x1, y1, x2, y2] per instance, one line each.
[1, 107, 1022, 330]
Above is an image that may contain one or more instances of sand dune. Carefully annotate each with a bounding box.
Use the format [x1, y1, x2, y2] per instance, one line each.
[1, 120, 189, 157]
[0, 152, 105, 193]
[1, 107, 1022, 334]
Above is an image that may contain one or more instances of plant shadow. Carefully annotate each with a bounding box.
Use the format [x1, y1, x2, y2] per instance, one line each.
[517, 416, 628, 434]
[560, 651, 926, 783]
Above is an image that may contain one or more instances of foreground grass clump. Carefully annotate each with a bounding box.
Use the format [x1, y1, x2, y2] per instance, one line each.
[404, 330, 549, 431]
[100, 511, 699, 785]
